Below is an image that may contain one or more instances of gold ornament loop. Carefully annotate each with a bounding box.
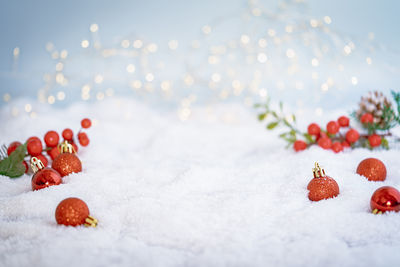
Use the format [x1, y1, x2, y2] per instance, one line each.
[313, 162, 326, 178]
[84, 215, 98, 227]
[58, 141, 76, 154]
[31, 157, 45, 173]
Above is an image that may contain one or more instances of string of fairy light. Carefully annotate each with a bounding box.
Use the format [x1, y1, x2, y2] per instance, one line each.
[2, 0, 395, 121]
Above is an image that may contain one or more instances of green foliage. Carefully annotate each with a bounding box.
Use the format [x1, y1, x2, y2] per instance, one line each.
[0, 143, 27, 178]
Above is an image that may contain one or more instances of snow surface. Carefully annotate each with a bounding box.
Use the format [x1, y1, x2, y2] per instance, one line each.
[1, 98, 400, 267]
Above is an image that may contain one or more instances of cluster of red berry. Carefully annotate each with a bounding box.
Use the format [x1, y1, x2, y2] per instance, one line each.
[6, 118, 92, 173]
[294, 114, 382, 153]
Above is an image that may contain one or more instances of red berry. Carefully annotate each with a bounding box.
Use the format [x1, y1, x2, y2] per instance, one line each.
[318, 137, 332, 149]
[341, 141, 351, 148]
[360, 113, 374, 124]
[293, 140, 307, 152]
[307, 123, 320, 136]
[47, 147, 60, 160]
[331, 142, 343, 153]
[338, 116, 350, 127]
[27, 139, 43, 156]
[27, 136, 41, 143]
[368, 134, 382, 147]
[345, 129, 360, 143]
[44, 131, 60, 147]
[326, 121, 339, 135]
[7, 141, 22, 155]
[78, 132, 90, 147]
[62, 128, 74, 141]
[23, 161, 29, 173]
[81, 118, 92, 129]
[35, 154, 48, 167]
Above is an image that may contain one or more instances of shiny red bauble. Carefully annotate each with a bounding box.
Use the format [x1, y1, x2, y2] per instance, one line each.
[356, 158, 386, 181]
[31, 157, 62, 191]
[55, 198, 90, 226]
[370, 186, 400, 214]
[52, 153, 82, 177]
[307, 163, 340, 201]
[32, 168, 62, 190]
[308, 177, 340, 201]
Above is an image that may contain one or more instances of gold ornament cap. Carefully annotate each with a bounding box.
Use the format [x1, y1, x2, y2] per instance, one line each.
[313, 162, 326, 178]
[58, 141, 75, 154]
[84, 215, 98, 227]
[31, 157, 45, 173]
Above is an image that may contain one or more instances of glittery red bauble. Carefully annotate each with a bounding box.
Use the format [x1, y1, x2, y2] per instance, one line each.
[52, 153, 82, 177]
[370, 186, 400, 214]
[356, 158, 386, 181]
[307, 176, 340, 201]
[31, 168, 62, 190]
[55, 198, 90, 226]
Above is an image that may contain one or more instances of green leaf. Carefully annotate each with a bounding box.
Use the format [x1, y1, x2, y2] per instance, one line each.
[0, 143, 27, 178]
[258, 113, 267, 121]
[303, 133, 314, 143]
[381, 138, 389, 150]
[266, 121, 279, 130]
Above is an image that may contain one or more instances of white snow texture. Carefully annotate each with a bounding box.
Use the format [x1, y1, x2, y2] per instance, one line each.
[1, 99, 400, 267]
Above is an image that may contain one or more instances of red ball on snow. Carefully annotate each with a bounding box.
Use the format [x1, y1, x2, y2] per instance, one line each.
[368, 134, 381, 147]
[44, 131, 60, 147]
[338, 116, 350, 127]
[55, 198, 90, 226]
[326, 121, 339, 134]
[293, 140, 307, 152]
[360, 113, 374, 124]
[345, 129, 359, 143]
[307, 123, 320, 136]
[370, 186, 400, 214]
[331, 142, 343, 153]
[318, 137, 332, 149]
[32, 167, 62, 190]
[307, 163, 339, 201]
[7, 141, 22, 155]
[356, 158, 386, 181]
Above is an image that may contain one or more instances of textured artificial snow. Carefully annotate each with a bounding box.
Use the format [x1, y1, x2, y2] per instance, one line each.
[1, 99, 400, 267]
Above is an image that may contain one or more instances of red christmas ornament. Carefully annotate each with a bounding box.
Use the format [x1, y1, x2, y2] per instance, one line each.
[356, 158, 386, 181]
[55, 197, 98, 227]
[30, 157, 62, 191]
[370, 186, 400, 214]
[307, 162, 340, 201]
[52, 141, 82, 177]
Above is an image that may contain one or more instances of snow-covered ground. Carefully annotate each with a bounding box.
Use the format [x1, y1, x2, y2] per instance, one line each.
[1, 98, 400, 267]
